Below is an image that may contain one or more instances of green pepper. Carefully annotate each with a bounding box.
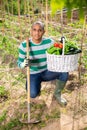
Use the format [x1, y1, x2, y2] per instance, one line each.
[47, 47, 57, 54]
[53, 49, 59, 55]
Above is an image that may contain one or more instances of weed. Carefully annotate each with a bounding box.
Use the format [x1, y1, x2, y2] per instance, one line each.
[45, 109, 60, 120]
[0, 86, 8, 97]
[0, 110, 7, 123]
[15, 72, 25, 82]
[37, 120, 46, 129]
[0, 118, 23, 130]
[0, 73, 5, 80]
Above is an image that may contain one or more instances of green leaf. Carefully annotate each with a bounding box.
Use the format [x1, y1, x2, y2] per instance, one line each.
[50, 0, 65, 15]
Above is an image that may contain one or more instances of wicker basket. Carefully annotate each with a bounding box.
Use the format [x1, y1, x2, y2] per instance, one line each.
[46, 38, 80, 72]
[46, 52, 80, 72]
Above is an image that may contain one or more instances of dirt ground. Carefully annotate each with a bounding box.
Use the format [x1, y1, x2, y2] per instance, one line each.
[0, 62, 87, 130]
[0, 49, 87, 130]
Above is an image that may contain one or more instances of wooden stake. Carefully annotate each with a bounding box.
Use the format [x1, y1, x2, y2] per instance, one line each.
[45, 0, 48, 36]
[26, 38, 30, 123]
[18, 0, 22, 41]
[78, 16, 86, 82]
[11, 0, 14, 37]
[61, 9, 63, 36]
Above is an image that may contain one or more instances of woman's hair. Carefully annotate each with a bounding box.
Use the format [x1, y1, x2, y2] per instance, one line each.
[31, 21, 45, 30]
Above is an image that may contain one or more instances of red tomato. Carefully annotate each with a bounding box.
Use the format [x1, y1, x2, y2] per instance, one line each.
[54, 42, 59, 47]
[54, 42, 63, 48]
[58, 43, 63, 48]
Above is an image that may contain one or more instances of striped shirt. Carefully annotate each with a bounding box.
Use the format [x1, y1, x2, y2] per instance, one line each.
[17, 37, 54, 74]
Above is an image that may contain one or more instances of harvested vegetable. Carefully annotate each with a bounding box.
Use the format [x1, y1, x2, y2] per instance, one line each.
[47, 40, 81, 55]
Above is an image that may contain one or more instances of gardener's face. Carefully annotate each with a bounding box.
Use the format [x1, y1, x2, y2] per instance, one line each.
[31, 24, 45, 43]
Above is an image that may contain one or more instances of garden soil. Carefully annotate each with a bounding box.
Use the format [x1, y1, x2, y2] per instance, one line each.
[0, 57, 87, 130]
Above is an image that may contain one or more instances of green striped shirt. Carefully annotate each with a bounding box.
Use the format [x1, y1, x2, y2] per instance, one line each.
[17, 37, 54, 74]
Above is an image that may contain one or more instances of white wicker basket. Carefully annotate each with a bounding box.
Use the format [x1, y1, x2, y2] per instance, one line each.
[46, 38, 80, 72]
[46, 52, 80, 72]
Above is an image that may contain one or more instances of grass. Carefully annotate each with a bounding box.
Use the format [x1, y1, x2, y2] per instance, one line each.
[0, 86, 9, 97]
[0, 118, 23, 130]
[0, 110, 7, 123]
[45, 109, 60, 120]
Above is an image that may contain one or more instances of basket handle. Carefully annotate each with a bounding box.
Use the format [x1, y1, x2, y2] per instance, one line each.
[61, 36, 65, 55]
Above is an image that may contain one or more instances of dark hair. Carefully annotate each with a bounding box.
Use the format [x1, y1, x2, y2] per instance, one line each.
[31, 21, 45, 30]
